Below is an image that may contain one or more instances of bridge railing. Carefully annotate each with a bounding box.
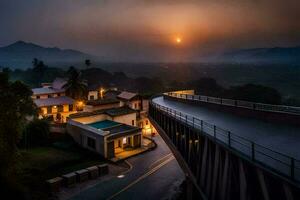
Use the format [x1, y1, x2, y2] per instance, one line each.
[150, 100, 300, 183]
[166, 92, 300, 115]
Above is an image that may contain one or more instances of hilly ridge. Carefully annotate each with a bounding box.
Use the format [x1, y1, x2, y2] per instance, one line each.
[0, 41, 93, 68]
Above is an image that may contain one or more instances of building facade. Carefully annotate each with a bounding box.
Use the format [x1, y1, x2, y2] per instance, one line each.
[67, 107, 142, 159]
[32, 78, 76, 123]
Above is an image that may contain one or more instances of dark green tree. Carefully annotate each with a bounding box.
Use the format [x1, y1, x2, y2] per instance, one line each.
[0, 72, 36, 183]
[85, 59, 91, 69]
[31, 58, 48, 86]
[22, 119, 50, 148]
[63, 66, 88, 100]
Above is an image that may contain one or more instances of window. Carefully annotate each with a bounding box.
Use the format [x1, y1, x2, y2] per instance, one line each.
[146, 120, 149, 125]
[57, 93, 61, 97]
[47, 106, 52, 114]
[58, 105, 63, 112]
[132, 120, 135, 126]
[69, 104, 73, 111]
[134, 103, 137, 109]
[87, 137, 96, 149]
[90, 95, 94, 100]
[36, 95, 40, 99]
[48, 94, 52, 98]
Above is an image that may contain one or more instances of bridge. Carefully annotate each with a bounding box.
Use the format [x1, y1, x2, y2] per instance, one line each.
[149, 91, 300, 200]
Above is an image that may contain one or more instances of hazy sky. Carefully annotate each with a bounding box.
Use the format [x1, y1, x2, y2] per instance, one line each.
[1, 0, 300, 61]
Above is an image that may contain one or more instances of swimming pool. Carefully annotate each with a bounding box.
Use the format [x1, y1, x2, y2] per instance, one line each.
[88, 120, 120, 130]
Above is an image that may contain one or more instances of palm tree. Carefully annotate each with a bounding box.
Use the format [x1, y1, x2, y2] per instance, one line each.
[63, 67, 87, 100]
[85, 59, 91, 69]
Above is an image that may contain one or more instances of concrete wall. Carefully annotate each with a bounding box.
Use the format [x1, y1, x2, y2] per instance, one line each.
[67, 119, 106, 157]
[142, 99, 149, 112]
[112, 112, 137, 126]
[129, 100, 142, 110]
[83, 103, 120, 112]
[88, 91, 98, 100]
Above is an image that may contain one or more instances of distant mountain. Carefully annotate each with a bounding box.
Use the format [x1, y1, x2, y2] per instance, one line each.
[221, 46, 300, 64]
[0, 41, 94, 68]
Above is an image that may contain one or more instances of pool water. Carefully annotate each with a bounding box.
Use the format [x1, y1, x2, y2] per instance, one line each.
[88, 120, 120, 130]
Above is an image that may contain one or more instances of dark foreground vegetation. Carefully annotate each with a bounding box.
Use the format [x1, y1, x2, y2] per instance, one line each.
[0, 72, 104, 199]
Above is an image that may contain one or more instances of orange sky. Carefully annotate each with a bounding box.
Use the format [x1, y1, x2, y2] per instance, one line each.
[1, 0, 300, 61]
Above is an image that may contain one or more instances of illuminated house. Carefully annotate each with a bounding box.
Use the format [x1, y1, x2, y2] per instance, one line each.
[84, 98, 120, 112]
[117, 91, 143, 110]
[32, 78, 76, 122]
[67, 107, 142, 158]
[117, 91, 156, 136]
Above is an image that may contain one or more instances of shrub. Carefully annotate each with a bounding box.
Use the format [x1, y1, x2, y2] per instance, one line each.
[22, 119, 50, 148]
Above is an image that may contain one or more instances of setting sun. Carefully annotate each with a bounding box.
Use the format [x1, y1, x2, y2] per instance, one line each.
[176, 37, 181, 44]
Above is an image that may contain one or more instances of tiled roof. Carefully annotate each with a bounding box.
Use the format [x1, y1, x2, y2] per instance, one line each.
[52, 78, 67, 89]
[117, 91, 138, 100]
[32, 87, 65, 95]
[86, 98, 119, 106]
[34, 96, 75, 107]
[69, 106, 136, 118]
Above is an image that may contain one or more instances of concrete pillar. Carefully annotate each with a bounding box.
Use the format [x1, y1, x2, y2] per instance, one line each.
[200, 137, 208, 187]
[256, 169, 270, 200]
[205, 143, 213, 197]
[186, 175, 194, 200]
[211, 145, 220, 200]
[283, 183, 294, 200]
[220, 151, 229, 200]
[239, 160, 247, 200]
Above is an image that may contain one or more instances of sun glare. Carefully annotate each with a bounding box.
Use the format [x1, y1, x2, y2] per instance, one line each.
[176, 37, 181, 44]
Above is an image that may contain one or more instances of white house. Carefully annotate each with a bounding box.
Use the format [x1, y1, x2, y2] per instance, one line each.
[32, 78, 76, 122]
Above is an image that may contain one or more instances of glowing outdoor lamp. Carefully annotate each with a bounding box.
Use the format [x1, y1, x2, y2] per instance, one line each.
[99, 87, 105, 99]
[77, 100, 84, 111]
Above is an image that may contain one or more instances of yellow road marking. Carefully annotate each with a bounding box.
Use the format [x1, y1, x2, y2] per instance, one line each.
[107, 156, 175, 200]
[148, 153, 173, 169]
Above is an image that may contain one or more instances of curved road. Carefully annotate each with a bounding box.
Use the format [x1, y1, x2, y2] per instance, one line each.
[153, 96, 300, 159]
[69, 135, 184, 200]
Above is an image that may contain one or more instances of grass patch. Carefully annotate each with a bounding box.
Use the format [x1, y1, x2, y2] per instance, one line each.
[16, 138, 105, 200]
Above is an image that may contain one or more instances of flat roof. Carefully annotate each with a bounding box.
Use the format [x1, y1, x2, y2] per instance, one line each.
[34, 96, 74, 107]
[87, 120, 141, 139]
[69, 106, 136, 118]
[86, 98, 119, 106]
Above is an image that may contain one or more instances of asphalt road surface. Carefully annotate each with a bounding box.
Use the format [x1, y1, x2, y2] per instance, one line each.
[69, 135, 185, 200]
[153, 96, 300, 159]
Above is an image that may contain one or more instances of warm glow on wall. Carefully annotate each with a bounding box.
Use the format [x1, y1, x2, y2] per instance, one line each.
[100, 88, 105, 99]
